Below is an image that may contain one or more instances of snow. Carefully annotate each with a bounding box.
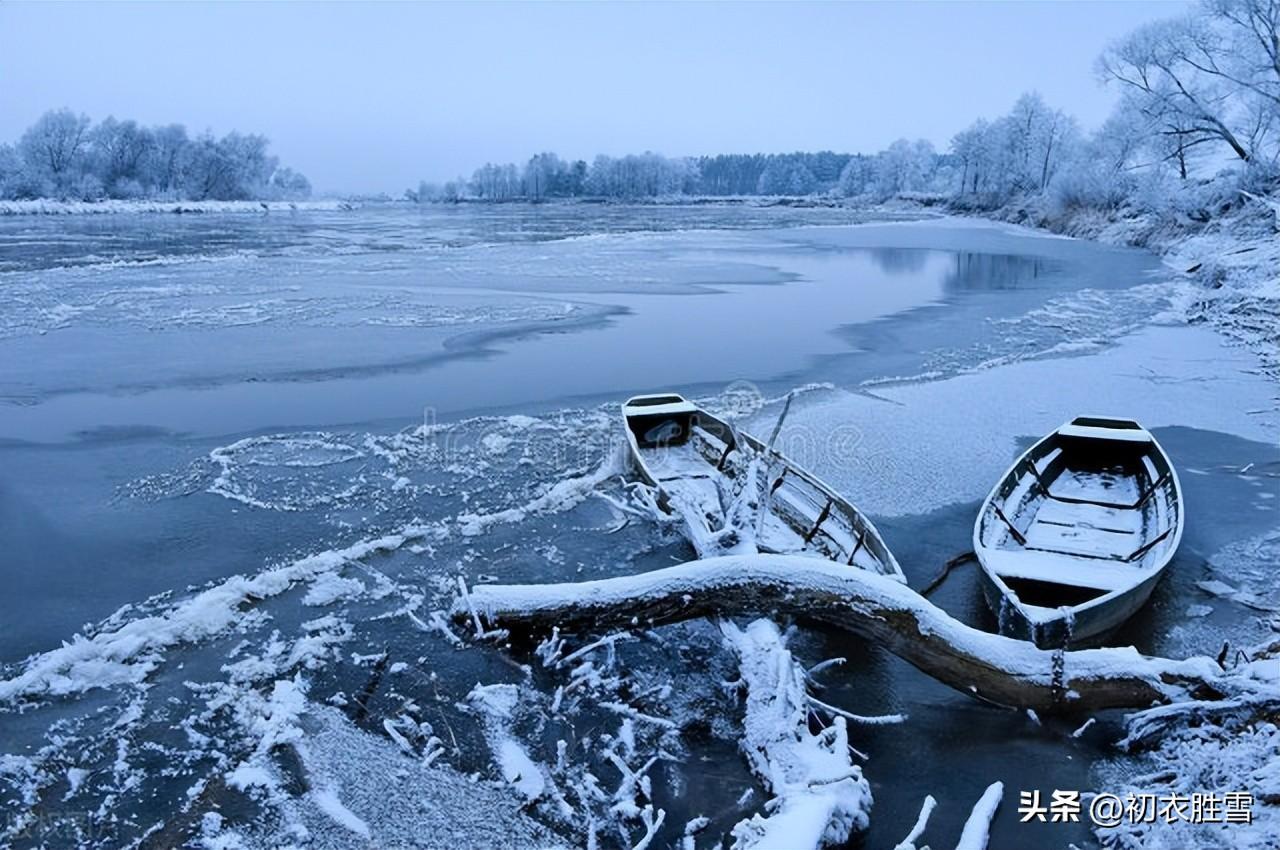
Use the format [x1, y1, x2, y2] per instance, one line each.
[63, 766, 88, 798]
[1096, 711, 1280, 850]
[723, 620, 872, 850]
[237, 703, 555, 849]
[750, 323, 1275, 518]
[302, 573, 365, 607]
[225, 764, 275, 791]
[0, 527, 427, 702]
[467, 683, 548, 801]
[994, 189, 1280, 387]
[311, 788, 371, 838]
[459, 553, 1228, 705]
[954, 781, 1003, 850]
[0, 199, 354, 216]
[456, 447, 622, 536]
[498, 739, 547, 800]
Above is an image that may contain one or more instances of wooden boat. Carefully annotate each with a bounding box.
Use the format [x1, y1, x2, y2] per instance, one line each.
[621, 393, 905, 582]
[973, 416, 1183, 648]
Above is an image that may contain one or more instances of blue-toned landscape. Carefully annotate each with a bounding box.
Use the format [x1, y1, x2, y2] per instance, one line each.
[0, 3, 1277, 850]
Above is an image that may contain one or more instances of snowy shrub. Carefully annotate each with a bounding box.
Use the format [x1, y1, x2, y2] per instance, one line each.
[69, 172, 105, 202]
[1048, 167, 1132, 215]
[110, 178, 146, 200]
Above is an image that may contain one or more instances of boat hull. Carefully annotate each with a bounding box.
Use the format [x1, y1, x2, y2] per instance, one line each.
[978, 566, 1166, 648]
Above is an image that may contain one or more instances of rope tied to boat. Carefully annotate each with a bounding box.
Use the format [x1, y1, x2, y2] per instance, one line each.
[1050, 647, 1067, 704]
[1049, 605, 1077, 705]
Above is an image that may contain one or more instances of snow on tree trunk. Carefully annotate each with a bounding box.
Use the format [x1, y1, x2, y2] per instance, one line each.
[453, 554, 1241, 713]
[722, 619, 872, 850]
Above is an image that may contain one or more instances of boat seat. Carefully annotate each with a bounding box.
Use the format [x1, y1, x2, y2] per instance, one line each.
[1024, 522, 1138, 560]
[1033, 499, 1141, 535]
[1046, 467, 1144, 510]
[982, 549, 1140, 593]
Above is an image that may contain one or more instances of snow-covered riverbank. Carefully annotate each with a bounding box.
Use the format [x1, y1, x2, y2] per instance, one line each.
[964, 188, 1280, 389]
[0, 198, 357, 216]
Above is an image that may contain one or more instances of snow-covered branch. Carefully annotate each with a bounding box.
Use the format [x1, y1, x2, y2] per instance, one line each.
[452, 553, 1240, 713]
[723, 620, 871, 850]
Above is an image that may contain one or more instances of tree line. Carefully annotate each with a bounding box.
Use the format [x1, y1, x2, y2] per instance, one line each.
[411, 0, 1277, 209]
[0, 109, 311, 202]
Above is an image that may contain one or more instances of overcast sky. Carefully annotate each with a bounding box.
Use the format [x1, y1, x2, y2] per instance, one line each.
[0, 1, 1192, 195]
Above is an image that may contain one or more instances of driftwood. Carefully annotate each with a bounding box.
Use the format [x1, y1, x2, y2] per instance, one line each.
[452, 554, 1238, 714]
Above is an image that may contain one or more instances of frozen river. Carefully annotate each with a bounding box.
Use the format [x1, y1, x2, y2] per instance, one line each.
[0, 204, 1275, 849]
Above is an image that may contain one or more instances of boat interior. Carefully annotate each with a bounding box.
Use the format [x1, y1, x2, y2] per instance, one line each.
[978, 418, 1180, 608]
[623, 395, 901, 578]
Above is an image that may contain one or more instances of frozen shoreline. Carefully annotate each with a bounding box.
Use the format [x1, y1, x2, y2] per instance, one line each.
[0, 198, 357, 216]
[960, 192, 1280, 389]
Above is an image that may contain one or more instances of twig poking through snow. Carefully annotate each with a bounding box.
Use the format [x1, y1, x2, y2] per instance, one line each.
[808, 695, 906, 726]
[682, 816, 710, 850]
[558, 632, 636, 669]
[424, 610, 465, 647]
[954, 781, 1003, 850]
[630, 805, 665, 850]
[456, 576, 486, 638]
[893, 794, 937, 850]
[1070, 718, 1096, 738]
[600, 702, 678, 730]
[806, 657, 846, 679]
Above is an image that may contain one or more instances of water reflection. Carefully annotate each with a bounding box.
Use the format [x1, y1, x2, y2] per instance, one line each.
[944, 251, 1049, 291]
[865, 247, 1050, 291]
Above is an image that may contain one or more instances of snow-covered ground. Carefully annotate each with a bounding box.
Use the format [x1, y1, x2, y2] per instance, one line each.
[753, 323, 1273, 519]
[0, 199, 356, 216]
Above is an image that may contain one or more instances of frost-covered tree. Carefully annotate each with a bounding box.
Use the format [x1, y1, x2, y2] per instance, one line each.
[561, 159, 588, 197]
[470, 162, 522, 200]
[756, 159, 817, 195]
[949, 94, 1079, 203]
[0, 144, 28, 199]
[835, 155, 874, 197]
[90, 117, 154, 197]
[873, 138, 937, 198]
[18, 109, 91, 195]
[951, 119, 1004, 197]
[1003, 93, 1078, 192]
[143, 124, 192, 197]
[523, 152, 564, 200]
[269, 167, 311, 200]
[183, 132, 278, 201]
[1099, 0, 1280, 168]
[1049, 103, 1151, 212]
[583, 153, 696, 199]
[2, 112, 306, 202]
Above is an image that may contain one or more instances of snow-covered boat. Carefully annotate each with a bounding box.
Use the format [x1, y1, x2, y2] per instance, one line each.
[621, 393, 904, 582]
[974, 416, 1183, 648]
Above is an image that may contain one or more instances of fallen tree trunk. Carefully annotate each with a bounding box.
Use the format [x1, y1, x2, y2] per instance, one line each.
[453, 554, 1236, 714]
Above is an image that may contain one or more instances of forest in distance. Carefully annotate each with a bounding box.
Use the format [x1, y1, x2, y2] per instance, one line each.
[405, 0, 1279, 217]
[2, 0, 1276, 219]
